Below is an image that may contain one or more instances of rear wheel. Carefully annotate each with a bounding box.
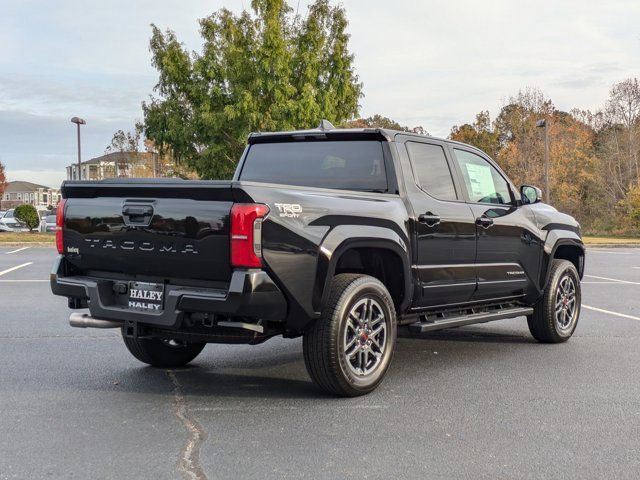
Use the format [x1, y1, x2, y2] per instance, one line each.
[527, 259, 581, 343]
[122, 333, 206, 368]
[303, 274, 397, 397]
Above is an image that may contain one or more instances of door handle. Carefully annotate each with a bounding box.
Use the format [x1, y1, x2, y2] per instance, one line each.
[476, 215, 494, 229]
[419, 212, 441, 227]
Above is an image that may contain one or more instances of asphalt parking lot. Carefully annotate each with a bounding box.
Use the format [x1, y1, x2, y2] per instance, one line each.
[1, 246, 640, 479]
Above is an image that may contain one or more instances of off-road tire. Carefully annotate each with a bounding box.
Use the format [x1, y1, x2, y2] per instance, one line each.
[527, 259, 581, 343]
[303, 274, 397, 397]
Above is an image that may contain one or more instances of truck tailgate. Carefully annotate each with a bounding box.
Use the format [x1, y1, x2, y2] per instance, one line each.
[61, 180, 235, 282]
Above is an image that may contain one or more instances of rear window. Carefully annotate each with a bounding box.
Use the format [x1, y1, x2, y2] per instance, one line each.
[240, 141, 388, 192]
[45, 215, 56, 223]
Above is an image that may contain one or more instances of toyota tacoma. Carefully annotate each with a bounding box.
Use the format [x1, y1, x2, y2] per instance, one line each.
[51, 121, 584, 396]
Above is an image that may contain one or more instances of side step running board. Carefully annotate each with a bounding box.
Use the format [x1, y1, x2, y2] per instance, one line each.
[408, 306, 533, 334]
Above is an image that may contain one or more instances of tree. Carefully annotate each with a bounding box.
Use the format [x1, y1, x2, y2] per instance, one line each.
[595, 78, 640, 207]
[620, 184, 640, 230]
[343, 115, 406, 130]
[544, 112, 600, 226]
[492, 88, 555, 188]
[14, 204, 39, 232]
[143, 0, 363, 179]
[450, 111, 500, 160]
[104, 122, 148, 178]
[104, 122, 201, 179]
[144, 140, 199, 180]
[494, 92, 601, 226]
[106, 121, 144, 154]
[450, 89, 600, 227]
[606, 78, 640, 185]
[342, 114, 427, 134]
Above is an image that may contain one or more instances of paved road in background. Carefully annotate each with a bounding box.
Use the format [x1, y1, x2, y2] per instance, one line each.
[1, 246, 640, 479]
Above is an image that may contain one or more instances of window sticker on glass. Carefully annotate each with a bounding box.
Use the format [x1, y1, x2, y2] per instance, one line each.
[321, 156, 347, 170]
[464, 163, 494, 198]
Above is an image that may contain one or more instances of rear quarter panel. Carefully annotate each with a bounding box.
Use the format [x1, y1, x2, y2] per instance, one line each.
[239, 182, 410, 330]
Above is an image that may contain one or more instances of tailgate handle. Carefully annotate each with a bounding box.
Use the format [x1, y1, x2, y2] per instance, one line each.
[122, 205, 154, 226]
[122, 205, 153, 217]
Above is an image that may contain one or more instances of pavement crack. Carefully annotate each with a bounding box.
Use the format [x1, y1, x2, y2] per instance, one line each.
[166, 370, 208, 480]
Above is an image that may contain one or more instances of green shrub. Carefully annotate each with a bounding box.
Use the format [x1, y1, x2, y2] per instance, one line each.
[627, 186, 640, 227]
[14, 204, 40, 232]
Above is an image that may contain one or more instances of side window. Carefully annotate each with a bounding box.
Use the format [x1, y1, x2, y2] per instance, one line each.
[406, 142, 457, 201]
[453, 149, 512, 204]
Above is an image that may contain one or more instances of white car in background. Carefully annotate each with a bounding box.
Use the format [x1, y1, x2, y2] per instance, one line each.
[0, 209, 28, 232]
[40, 214, 57, 233]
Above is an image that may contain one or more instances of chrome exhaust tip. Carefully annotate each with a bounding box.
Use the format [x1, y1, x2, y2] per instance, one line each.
[69, 313, 121, 329]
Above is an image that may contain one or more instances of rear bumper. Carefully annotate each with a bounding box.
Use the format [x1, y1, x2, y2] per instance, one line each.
[50, 256, 287, 328]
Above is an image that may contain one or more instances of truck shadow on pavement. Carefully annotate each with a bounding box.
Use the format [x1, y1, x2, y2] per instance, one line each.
[397, 326, 534, 344]
[105, 325, 538, 399]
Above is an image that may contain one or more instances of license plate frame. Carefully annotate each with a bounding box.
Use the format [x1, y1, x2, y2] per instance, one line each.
[127, 281, 164, 313]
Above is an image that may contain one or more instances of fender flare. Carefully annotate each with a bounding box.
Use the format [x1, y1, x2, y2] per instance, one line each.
[312, 225, 413, 315]
[540, 231, 585, 289]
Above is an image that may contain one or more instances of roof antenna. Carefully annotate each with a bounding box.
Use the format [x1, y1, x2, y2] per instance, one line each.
[318, 119, 335, 131]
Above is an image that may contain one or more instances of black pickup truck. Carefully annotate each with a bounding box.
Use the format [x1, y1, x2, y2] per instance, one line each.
[51, 121, 584, 396]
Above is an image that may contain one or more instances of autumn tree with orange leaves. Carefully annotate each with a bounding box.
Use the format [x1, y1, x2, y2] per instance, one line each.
[450, 85, 640, 233]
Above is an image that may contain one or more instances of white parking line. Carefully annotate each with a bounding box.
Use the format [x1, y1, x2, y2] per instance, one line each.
[5, 246, 30, 255]
[586, 250, 633, 255]
[584, 274, 640, 286]
[0, 279, 48, 283]
[583, 305, 640, 322]
[0, 262, 33, 277]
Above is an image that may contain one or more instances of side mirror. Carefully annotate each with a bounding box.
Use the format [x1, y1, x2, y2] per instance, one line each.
[520, 185, 542, 205]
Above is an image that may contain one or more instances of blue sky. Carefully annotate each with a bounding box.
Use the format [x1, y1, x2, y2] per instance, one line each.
[1, 0, 639, 187]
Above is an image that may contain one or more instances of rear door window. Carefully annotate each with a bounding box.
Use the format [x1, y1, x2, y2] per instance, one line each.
[406, 142, 458, 200]
[240, 141, 388, 192]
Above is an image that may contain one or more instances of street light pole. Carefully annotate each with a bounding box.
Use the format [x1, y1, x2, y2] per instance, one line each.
[536, 119, 550, 204]
[70, 117, 86, 180]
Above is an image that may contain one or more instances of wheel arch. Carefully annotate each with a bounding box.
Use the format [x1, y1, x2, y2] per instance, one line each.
[313, 226, 412, 316]
[540, 231, 585, 290]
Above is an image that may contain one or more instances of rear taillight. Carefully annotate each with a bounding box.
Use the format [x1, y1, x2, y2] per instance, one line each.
[230, 203, 269, 268]
[56, 199, 66, 254]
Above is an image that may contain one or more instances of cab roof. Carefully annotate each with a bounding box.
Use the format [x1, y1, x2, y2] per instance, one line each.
[247, 119, 452, 145]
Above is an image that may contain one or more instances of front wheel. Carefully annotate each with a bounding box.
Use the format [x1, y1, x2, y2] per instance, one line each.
[303, 274, 397, 397]
[122, 333, 206, 368]
[527, 259, 581, 343]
